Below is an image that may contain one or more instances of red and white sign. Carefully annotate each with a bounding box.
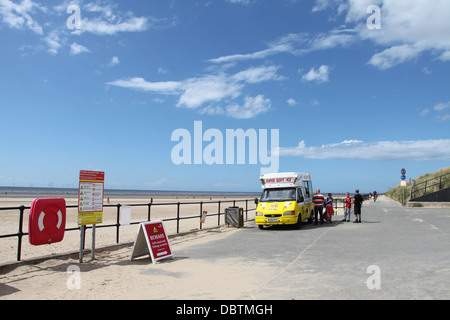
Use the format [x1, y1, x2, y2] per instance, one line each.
[265, 177, 293, 184]
[130, 221, 174, 264]
[29, 198, 66, 246]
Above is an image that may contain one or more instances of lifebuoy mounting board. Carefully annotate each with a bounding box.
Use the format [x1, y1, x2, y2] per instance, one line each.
[29, 198, 66, 246]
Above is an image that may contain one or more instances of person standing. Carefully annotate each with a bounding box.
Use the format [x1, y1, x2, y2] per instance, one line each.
[343, 192, 352, 222]
[353, 189, 364, 223]
[325, 193, 334, 223]
[313, 189, 325, 225]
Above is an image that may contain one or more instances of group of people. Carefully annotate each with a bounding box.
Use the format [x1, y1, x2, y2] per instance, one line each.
[312, 189, 364, 225]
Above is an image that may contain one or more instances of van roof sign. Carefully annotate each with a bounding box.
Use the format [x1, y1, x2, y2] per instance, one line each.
[260, 172, 311, 188]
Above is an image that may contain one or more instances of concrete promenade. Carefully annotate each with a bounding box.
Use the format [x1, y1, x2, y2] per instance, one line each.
[1, 196, 450, 300]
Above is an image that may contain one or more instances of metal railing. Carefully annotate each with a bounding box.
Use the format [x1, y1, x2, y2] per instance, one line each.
[0, 199, 256, 262]
[0, 196, 366, 263]
[411, 172, 450, 199]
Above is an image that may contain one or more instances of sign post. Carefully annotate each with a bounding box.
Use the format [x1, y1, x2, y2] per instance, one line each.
[201, 211, 208, 224]
[130, 221, 174, 264]
[401, 168, 407, 207]
[78, 170, 105, 263]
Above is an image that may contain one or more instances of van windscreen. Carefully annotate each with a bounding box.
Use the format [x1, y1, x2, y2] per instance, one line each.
[260, 188, 296, 202]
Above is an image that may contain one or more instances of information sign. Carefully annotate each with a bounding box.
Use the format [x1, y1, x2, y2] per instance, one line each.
[130, 221, 174, 264]
[78, 170, 105, 226]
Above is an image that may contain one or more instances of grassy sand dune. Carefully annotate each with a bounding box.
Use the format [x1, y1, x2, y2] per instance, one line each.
[385, 167, 450, 204]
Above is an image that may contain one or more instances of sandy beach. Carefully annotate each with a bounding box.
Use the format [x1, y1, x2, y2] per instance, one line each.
[0, 223, 255, 300]
[0, 195, 257, 265]
[0, 194, 351, 300]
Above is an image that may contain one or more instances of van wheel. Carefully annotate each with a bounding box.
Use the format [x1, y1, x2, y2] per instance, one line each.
[258, 225, 264, 230]
[295, 216, 302, 229]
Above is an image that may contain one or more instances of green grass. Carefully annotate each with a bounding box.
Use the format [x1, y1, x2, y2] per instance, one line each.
[385, 166, 450, 204]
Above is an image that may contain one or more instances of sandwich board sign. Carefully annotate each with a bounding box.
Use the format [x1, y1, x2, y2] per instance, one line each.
[130, 221, 174, 264]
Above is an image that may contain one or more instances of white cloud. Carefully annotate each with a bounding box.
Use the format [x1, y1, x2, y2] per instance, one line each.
[70, 42, 89, 55]
[279, 139, 450, 161]
[108, 56, 120, 66]
[302, 65, 330, 83]
[312, 0, 348, 13]
[422, 67, 432, 75]
[226, 0, 253, 5]
[433, 101, 450, 122]
[310, 100, 320, 106]
[308, 29, 355, 51]
[107, 77, 182, 95]
[43, 31, 62, 55]
[78, 16, 148, 35]
[368, 44, 422, 70]
[198, 95, 272, 119]
[0, 0, 44, 35]
[71, 2, 177, 36]
[418, 101, 450, 122]
[231, 65, 283, 83]
[434, 101, 450, 112]
[209, 43, 293, 64]
[225, 95, 272, 119]
[419, 108, 430, 117]
[209, 33, 306, 64]
[178, 74, 242, 109]
[420, 101, 450, 122]
[208, 30, 354, 65]
[107, 65, 282, 118]
[437, 115, 450, 122]
[314, 0, 450, 69]
[157, 67, 168, 74]
[439, 51, 450, 62]
[287, 98, 297, 106]
[207, 3, 449, 71]
[1, 0, 175, 56]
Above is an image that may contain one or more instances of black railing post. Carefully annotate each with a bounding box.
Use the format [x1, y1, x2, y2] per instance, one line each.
[17, 205, 25, 262]
[218, 201, 221, 226]
[147, 202, 152, 222]
[245, 200, 248, 220]
[116, 204, 121, 244]
[176, 202, 180, 234]
[199, 201, 203, 230]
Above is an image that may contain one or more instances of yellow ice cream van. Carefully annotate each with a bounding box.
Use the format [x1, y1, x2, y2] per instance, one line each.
[255, 172, 314, 229]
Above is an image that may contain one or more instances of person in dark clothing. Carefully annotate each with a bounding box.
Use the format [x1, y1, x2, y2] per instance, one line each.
[353, 189, 364, 223]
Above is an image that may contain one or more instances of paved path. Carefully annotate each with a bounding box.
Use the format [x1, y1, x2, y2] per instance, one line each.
[1, 196, 450, 300]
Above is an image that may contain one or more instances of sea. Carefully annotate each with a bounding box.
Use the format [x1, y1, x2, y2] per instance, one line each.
[0, 186, 261, 198]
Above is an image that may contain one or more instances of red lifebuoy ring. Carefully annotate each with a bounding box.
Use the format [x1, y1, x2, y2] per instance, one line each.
[29, 198, 66, 246]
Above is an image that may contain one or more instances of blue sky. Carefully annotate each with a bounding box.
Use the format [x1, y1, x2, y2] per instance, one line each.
[0, 0, 449, 193]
